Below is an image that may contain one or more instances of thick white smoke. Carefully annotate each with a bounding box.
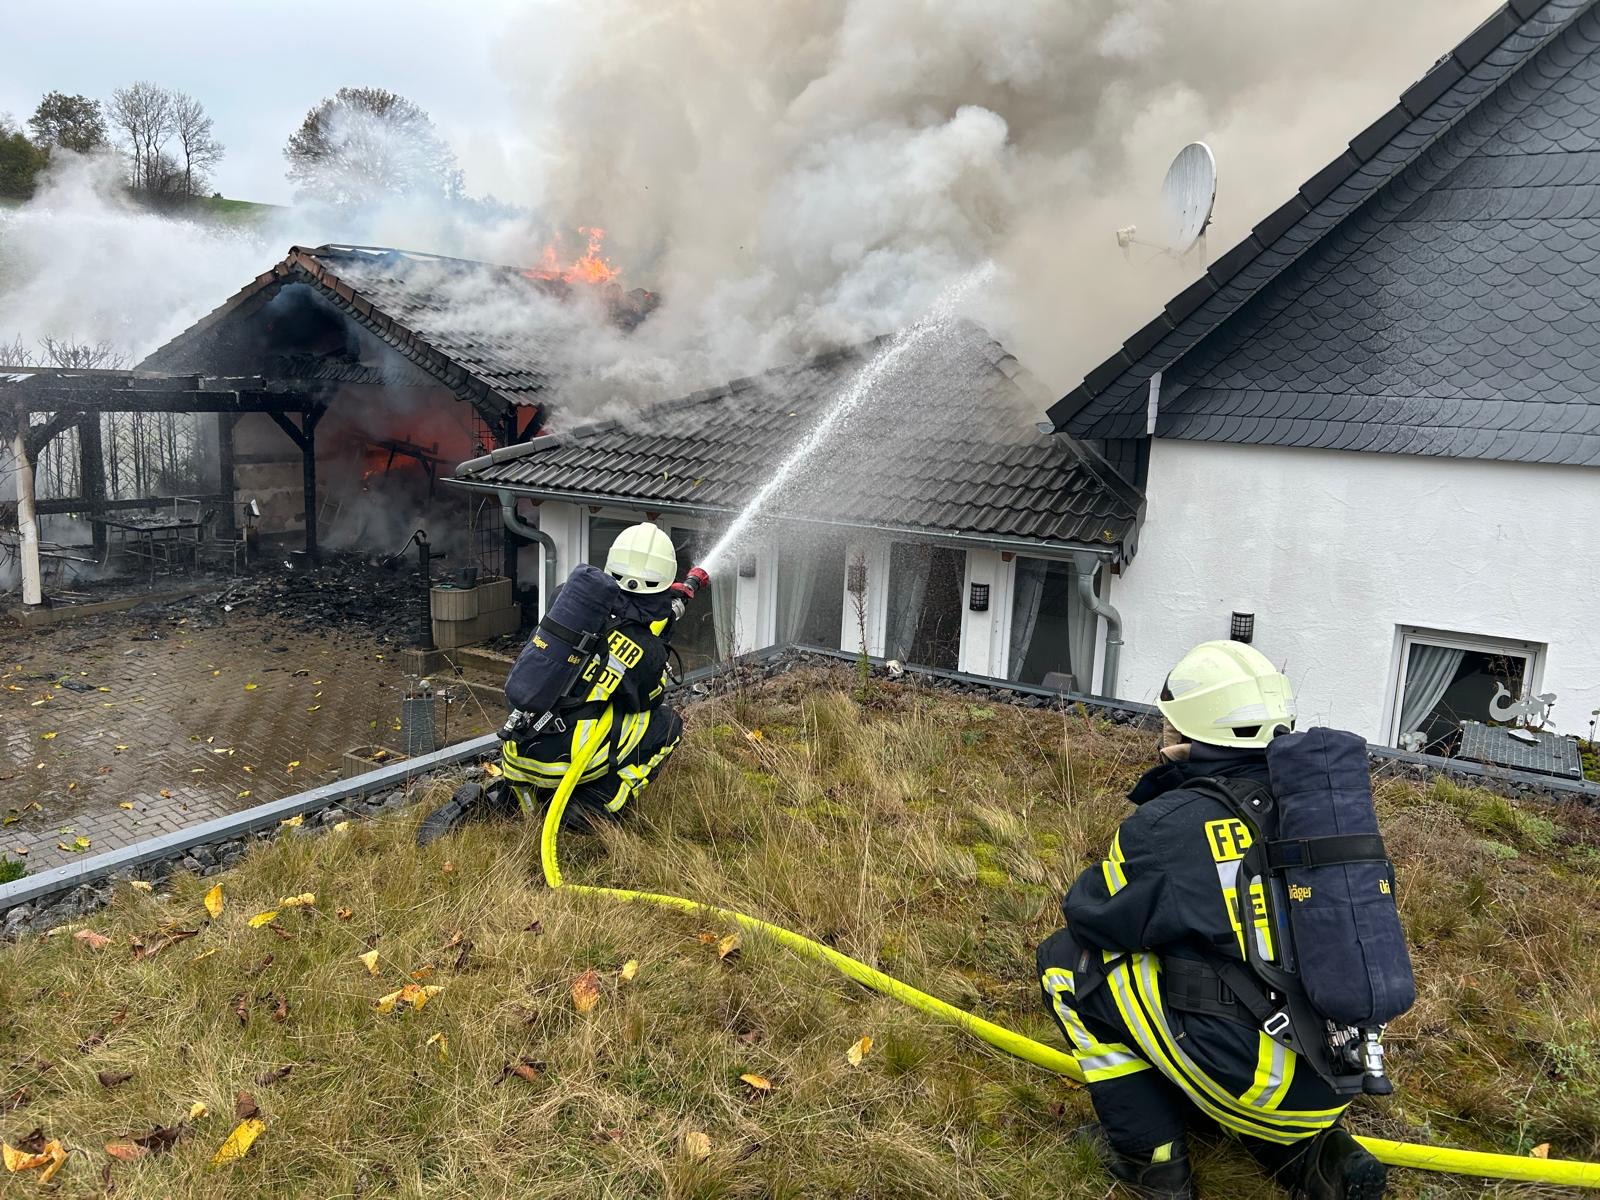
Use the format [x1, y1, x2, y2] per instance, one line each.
[504, 0, 1500, 392]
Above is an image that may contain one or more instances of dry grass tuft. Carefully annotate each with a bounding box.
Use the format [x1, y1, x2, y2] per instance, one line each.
[2, 667, 1597, 1197]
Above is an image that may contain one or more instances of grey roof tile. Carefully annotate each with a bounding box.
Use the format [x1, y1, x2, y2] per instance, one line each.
[458, 321, 1141, 550]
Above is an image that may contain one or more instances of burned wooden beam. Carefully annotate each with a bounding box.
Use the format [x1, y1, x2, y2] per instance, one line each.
[6, 388, 320, 415]
[76, 415, 108, 558]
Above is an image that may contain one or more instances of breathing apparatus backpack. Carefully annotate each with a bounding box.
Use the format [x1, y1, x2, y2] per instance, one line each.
[500, 563, 621, 739]
[1174, 727, 1415, 1097]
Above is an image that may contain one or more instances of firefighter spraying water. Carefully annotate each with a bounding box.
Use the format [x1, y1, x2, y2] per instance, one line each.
[417, 522, 709, 845]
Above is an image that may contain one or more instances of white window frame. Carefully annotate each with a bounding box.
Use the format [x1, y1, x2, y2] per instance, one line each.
[1385, 625, 1545, 746]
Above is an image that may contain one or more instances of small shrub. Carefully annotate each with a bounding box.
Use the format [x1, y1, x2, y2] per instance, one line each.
[0, 856, 24, 884]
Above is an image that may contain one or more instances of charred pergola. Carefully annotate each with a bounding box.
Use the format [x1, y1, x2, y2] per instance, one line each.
[0, 367, 331, 606]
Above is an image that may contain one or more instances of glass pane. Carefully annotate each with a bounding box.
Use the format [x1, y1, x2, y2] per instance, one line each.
[1401, 644, 1527, 753]
[668, 524, 719, 671]
[1009, 557, 1080, 687]
[775, 531, 846, 650]
[885, 543, 963, 670]
[586, 517, 632, 573]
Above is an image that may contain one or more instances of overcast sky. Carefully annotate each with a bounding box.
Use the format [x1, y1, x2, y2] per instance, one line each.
[0, 0, 550, 205]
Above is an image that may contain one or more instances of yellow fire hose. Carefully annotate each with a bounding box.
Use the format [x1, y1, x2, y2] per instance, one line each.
[533, 711, 1600, 1188]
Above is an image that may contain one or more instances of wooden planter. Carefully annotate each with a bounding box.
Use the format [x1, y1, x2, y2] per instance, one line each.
[342, 745, 408, 779]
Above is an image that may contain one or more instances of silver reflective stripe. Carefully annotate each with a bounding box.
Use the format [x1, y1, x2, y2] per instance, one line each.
[1252, 1038, 1289, 1108]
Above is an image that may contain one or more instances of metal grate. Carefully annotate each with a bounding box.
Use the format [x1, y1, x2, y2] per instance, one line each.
[1458, 721, 1583, 780]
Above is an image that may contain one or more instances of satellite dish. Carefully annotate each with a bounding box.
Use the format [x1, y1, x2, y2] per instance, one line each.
[1160, 141, 1217, 255]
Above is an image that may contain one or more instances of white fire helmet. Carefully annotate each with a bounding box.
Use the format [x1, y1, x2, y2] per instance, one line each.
[1157, 640, 1296, 750]
[604, 522, 678, 594]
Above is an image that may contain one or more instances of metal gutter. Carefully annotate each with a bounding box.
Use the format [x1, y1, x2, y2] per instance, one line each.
[1071, 551, 1124, 697]
[495, 488, 557, 612]
[444, 475, 1125, 564]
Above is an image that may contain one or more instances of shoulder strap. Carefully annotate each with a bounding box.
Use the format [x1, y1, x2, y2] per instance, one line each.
[1183, 775, 1275, 833]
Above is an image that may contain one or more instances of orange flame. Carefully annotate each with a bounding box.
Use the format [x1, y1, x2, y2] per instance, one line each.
[527, 226, 620, 285]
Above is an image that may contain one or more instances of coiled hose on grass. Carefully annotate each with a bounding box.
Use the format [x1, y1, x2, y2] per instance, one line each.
[536, 711, 1600, 1188]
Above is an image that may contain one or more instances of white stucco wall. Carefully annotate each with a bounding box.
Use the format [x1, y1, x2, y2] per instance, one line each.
[1114, 440, 1600, 741]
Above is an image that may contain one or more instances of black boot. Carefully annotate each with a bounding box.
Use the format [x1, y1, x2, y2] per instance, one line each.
[1106, 1141, 1197, 1200]
[1285, 1128, 1387, 1200]
[416, 782, 485, 848]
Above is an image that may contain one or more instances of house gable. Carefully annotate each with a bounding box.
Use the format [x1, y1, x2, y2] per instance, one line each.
[1052, 0, 1600, 469]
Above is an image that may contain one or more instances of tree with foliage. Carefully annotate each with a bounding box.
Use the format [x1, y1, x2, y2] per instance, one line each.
[0, 113, 49, 199]
[284, 86, 462, 204]
[27, 91, 109, 153]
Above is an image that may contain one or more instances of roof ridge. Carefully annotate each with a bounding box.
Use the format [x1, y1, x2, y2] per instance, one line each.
[1047, 0, 1585, 433]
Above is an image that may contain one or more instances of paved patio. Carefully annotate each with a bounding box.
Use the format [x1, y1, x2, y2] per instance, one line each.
[1, 602, 498, 874]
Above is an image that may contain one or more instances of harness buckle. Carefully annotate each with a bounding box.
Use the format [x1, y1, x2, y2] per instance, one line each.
[1262, 1010, 1292, 1040]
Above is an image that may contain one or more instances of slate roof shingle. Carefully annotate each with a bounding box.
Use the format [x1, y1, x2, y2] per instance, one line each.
[1050, 0, 1600, 469]
[455, 322, 1144, 557]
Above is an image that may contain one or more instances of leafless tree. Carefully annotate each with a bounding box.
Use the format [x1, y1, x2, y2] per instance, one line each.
[285, 86, 462, 204]
[171, 91, 224, 198]
[109, 81, 174, 193]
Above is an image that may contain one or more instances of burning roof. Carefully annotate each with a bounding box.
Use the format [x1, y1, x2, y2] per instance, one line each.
[140, 242, 659, 421]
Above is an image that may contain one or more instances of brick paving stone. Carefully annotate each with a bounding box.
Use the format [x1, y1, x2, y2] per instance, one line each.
[1, 607, 497, 874]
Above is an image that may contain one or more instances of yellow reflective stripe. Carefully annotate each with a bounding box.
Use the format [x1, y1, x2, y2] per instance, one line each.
[1040, 968, 1149, 1082]
[649, 616, 669, 635]
[1243, 1032, 1288, 1108]
[1101, 831, 1128, 894]
[1104, 957, 1335, 1143]
[1126, 957, 1343, 1130]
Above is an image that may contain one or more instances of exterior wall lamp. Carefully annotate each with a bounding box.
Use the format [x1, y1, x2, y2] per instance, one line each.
[1231, 611, 1256, 644]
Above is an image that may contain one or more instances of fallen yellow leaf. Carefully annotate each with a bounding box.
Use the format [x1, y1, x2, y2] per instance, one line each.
[336, 906, 353, 919]
[130, 880, 153, 893]
[243, 683, 258, 691]
[73, 836, 91, 850]
[846, 1035, 873, 1067]
[358, 949, 380, 975]
[114, 744, 128, 752]
[42, 731, 57, 740]
[237, 790, 252, 799]
[204, 883, 224, 920]
[739, 1072, 772, 1092]
[745, 729, 763, 743]
[3, 1141, 49, 1172]
[718, 933, 741, 961]
[684, 1130, 712, 1161]
[247, 910, 280, 928]
[619, 959, 640, 982]
[332, 821, 351, 833]
[375, 983, 443, 1014]
[118, 801, 135, 810]
[1531, 1143, 1551, 1159]
[190, 1101, 210, 1120]
[571, 968, 602, 1014]
[427, 1031, 449, 1060]
[106, 1139, 148, 1161]
[74, 928, 112, 951]
[482, 760, 503, 778]
[39, 1140, 68, 1183]
[279, 815, 303, 828]
[286, 760, 301, 771]
[211, 1117, 265, 1164]
[160, 788, 174, 799]
[278, 893, 315, 908]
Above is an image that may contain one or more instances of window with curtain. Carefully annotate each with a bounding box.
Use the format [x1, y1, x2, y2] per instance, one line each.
[1391, 629, 1538, 752]
[776, 536, 846, 649]
[1008, 557, 1091, 689]
[884, 543, 963, 670]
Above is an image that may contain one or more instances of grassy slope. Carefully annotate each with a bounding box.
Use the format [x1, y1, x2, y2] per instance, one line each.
[1, 669, 1597, 1198]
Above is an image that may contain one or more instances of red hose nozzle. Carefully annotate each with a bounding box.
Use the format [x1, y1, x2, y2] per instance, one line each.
[672, 565, 710, 601]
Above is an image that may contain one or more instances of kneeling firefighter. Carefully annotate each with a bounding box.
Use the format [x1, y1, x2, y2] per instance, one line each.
[418, 522, 708, 846]
[1036, 641, 1414, 1200]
